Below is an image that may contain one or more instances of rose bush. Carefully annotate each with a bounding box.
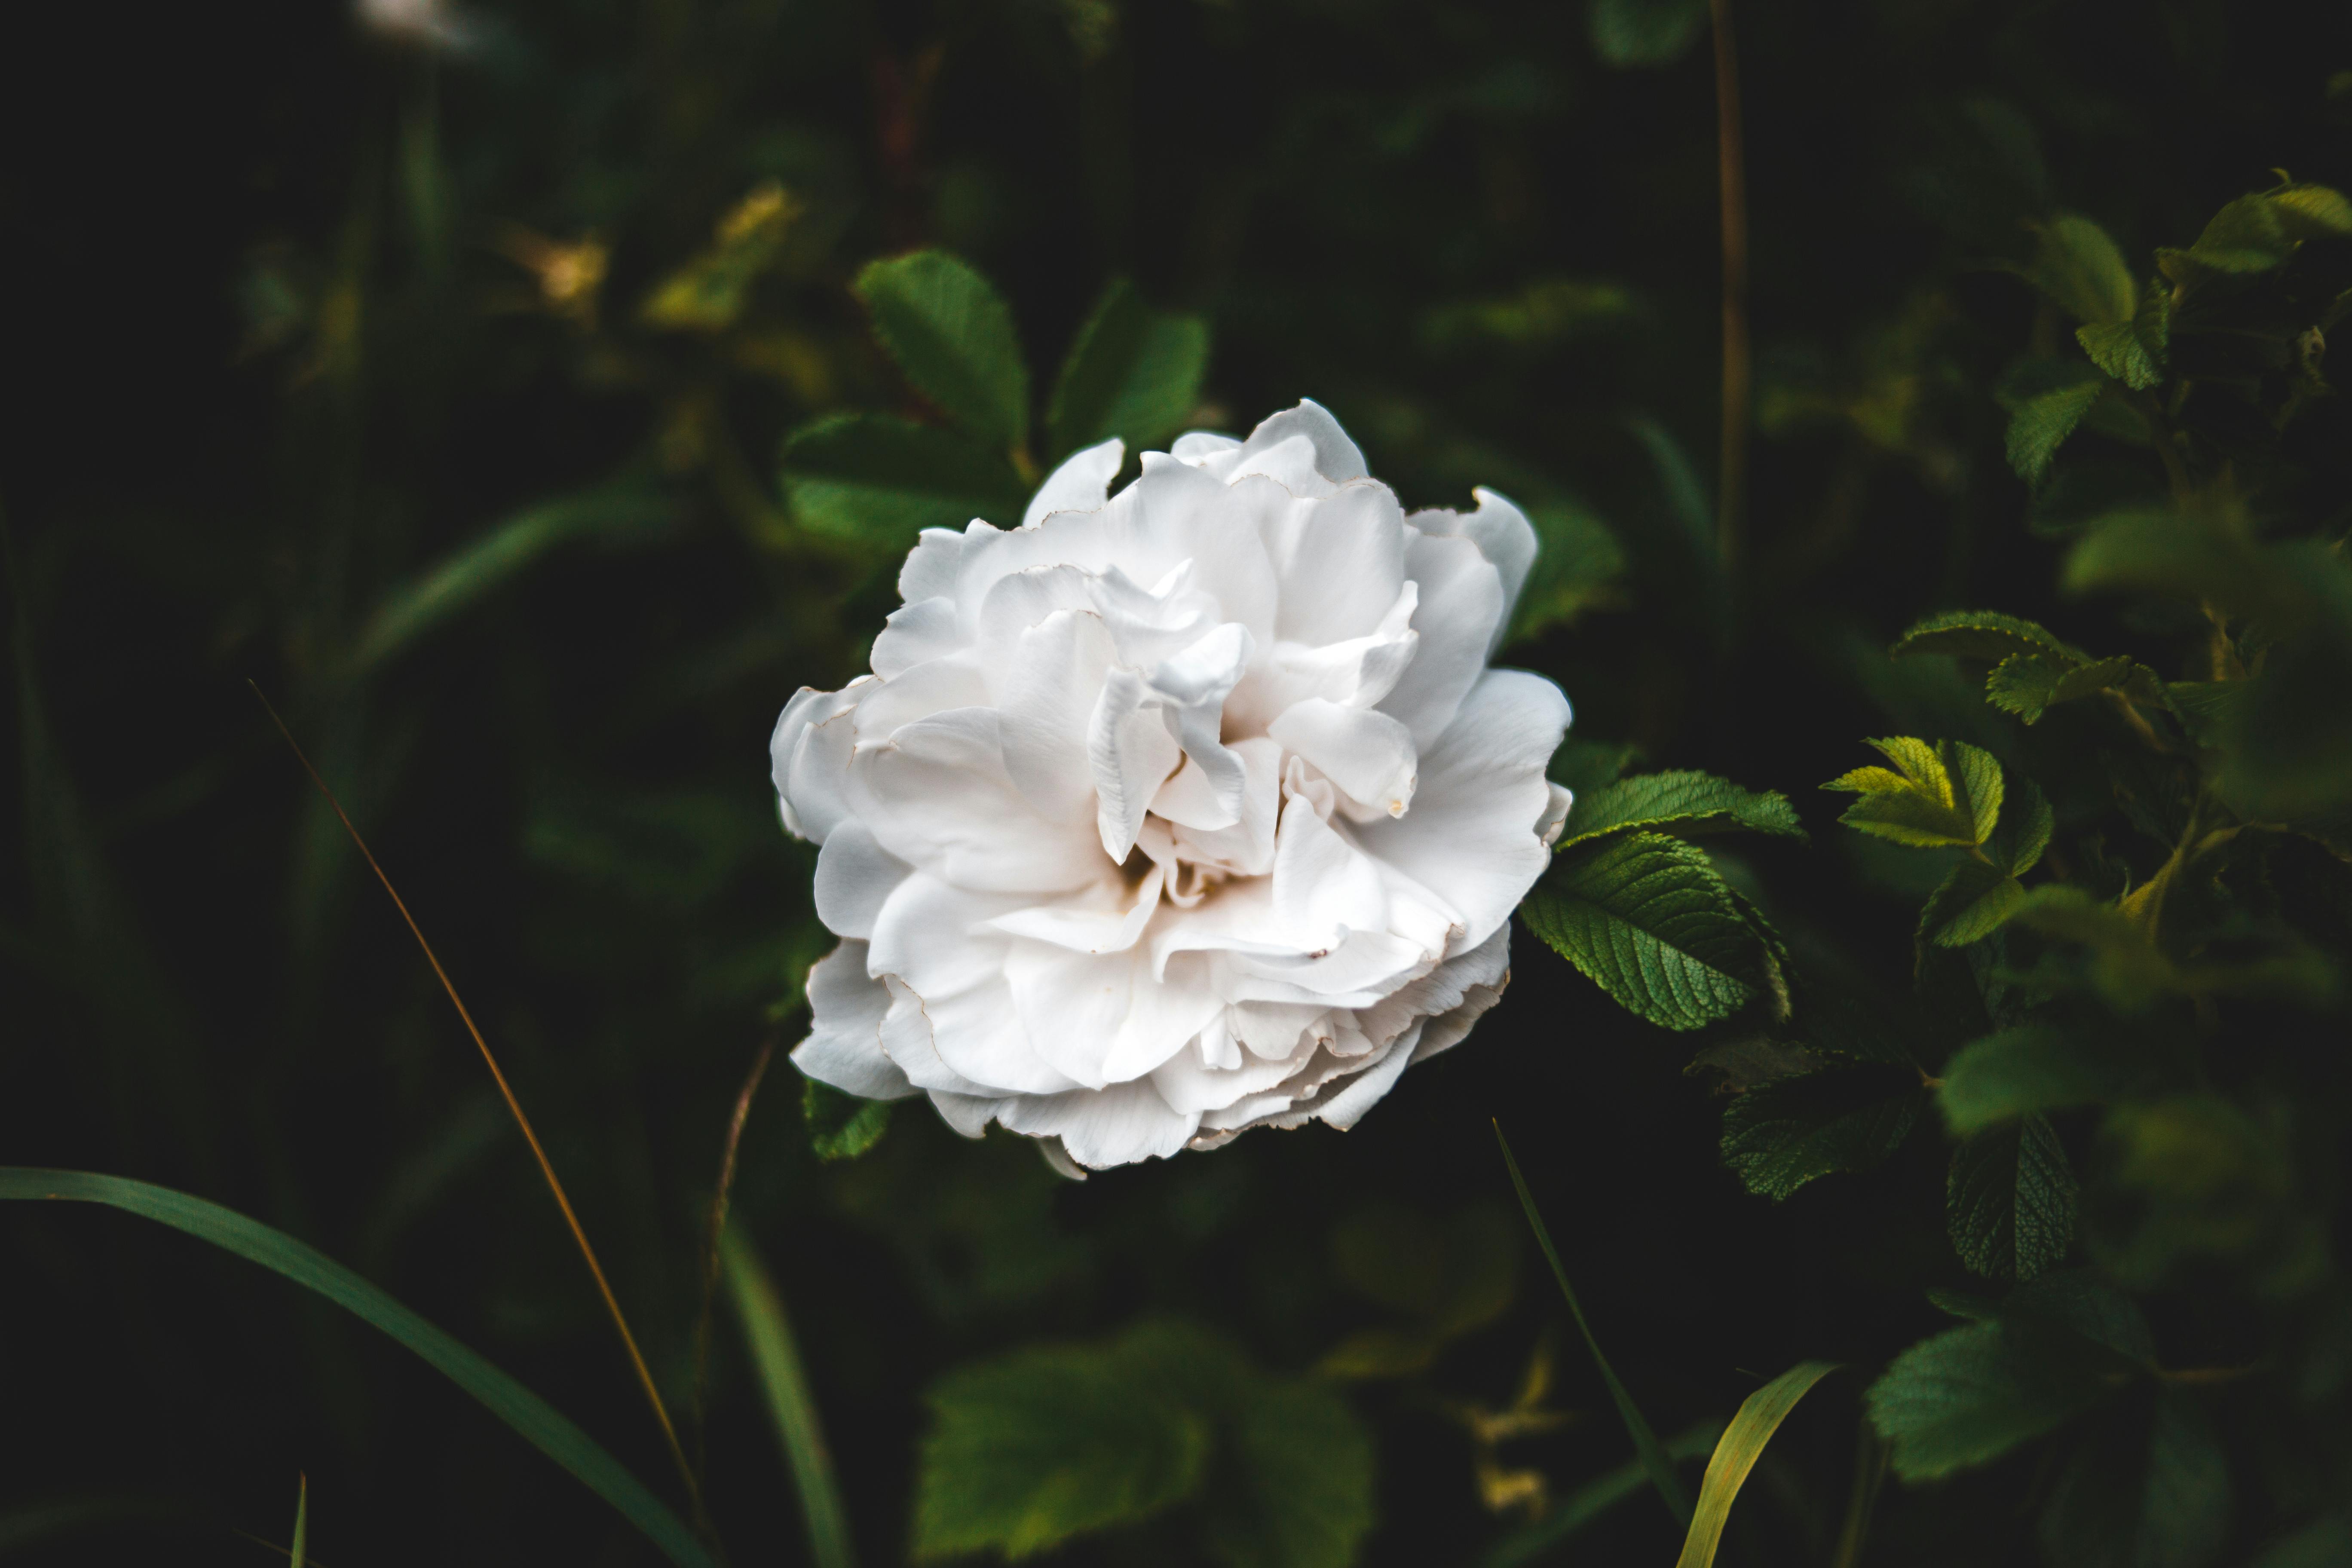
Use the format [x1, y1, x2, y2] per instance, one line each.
[773, 402, 1571, 1170]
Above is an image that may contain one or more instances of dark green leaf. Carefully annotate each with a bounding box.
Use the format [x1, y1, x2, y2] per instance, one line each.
[781, 414, 1029, 545]
[1548, 737, 1639, 802]
[1824, 737, 2003, 849]
[1558, 770, 1805, 851]
[2024, 214, 2138, 325]
[1919, 859, 2025, 949]
[1720, 1067, 1927, 1201]
[1521, 833, 1766, 1029]
[1202, 1376, 1375, 1568]
[1864, 1313, 2125, 1481]
[1328, 1203, 1517, 1338]
[2158, 195, 2295, 286]
[1986, 777, 2052, 875]
[804, 1077, 892, 1163]
[1890, 609, 2084, 665]
[1589, 0, 1708, 68]
[1939, 1027, 2141, 1136]
[1044, 277, 1209, 459]
[2005, 377, 2105, 484]
[2039, 1388, 2231, 1568]
[912, 1333, 1213, 1560]
[2075, 279, 2170, 390]
[0, 1169, 715, 1568]
[1509, 502, 1627, 641]
[1948, 1115, 2077, 1281]
[854, 250, 1030, 450]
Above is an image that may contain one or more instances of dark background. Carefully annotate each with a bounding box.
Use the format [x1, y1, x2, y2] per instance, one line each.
[3, 0, 2348, 1562]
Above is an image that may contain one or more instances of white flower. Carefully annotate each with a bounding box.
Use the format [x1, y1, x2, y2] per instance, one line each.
[773, 401, 1572, 1171]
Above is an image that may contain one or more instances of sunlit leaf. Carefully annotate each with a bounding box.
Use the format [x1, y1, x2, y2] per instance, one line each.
[1823, 737, 2002, 849]
[1672, 1362, 1843, 1568]
[1557, 770, 1804, 851]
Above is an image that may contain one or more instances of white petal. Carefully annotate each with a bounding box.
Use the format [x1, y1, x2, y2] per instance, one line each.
[1356, 669, 1568, 948]
[1089, 669, 1183, 862]
[878, 972, 1072, 1096]
[791, 942, 918, 1100]
[1357, 919, 1511, 1053]
[988, 863, 1164, 954]
[1540, 781, 1573, 847]
[1376, 531, 1505, 748]
[812, 820, 914, 940]
[870, 597, 965, 678]
[897, 527, 966, 602]
[1268, 482, 1410, 647]
[998, 1078, 1200, 1168]
[1233, 400, 1369, 489]
[1267, 699, 1419, 818]
[772, 680, 871, 845]
[1021, 437, 1125, 529]
[1458, 488, 1539, 652]
[1169, 430, 1241, 467]
[1270, 792, 1389, 946]
[849, 708, 1105, 894]
[998, 609, 1117, 825]
[1311, 1031, 1419, 1130]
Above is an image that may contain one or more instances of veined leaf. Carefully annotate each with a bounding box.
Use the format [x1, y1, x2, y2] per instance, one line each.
[2268, 183, 2352, 239]
[0, 1169, 715, 1568]
[1720, 1067, 1927, 1201]
[1940, 1027, 2141, 1136]
[2004, 377, 2105, 484]
[1948, 1115, 2077, 1282]
[724, 1230, 857, 1568]
[781, 414, 1029, 545]
[2075, 279, 2170, 391]
[1891, 609, 2085, 665]
[1986, 652, 2144, 723]
[1823, 737, 2003, 849]
[1557, 770, 1805, 851]
[2024, 214, 2137, 326]
[854, 250, 1030, 450]
[1521, 833, 1766, 1030]
[1864, 1311, 2125, 1481]
[1919, 859, 2026, 949]
[2158, 194, 2294, 287]
[1045, 277, 1209, 459]
[1673, 1362, 1843, 1568]
[1987, 777, 2052, 875]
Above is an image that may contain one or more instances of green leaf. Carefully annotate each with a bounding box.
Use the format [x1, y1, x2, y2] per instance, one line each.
[2161, 681, 2248, 750]
[1520, 833, 1766, 1029]
[804, 1077, 891, 1163]
[1548, 737, 1639, 801]
[1557, 770, 1805, 851]
[2268, 183, 2352, 240]
[1313, 1327, 1438, 1381]
[2039, 1388, 2231, 1568]
[912, 1333, 1213, 1560]
[1948, 1115, 2077, 1282]
[347, 485, 677, 677]
[854, 250, 1030, 450]
[0, 1169, 715, 1568]
[290, 1475, 308, 1568]
[1044, 277, 1209, 459]
[1719, 1067, 1928, 1201]
[723, 1230, 858, 1568]
[2011, 886, 2174, 1008]
[2158, 194, 2295, 286]
[1940, 1027, 2140, 1136]
[1478, 1423, 1725, 1568]
[1509, 502, 1628, 641]
[2061, 508, 2269, 612]
[1823, 737, 2003, 849]
[2075, 280, 2170, 390]
[2022, 213, 2137, 325]
[1202, 1376, 1375, 1568]
[1890, 609, 2085, 665]
[1589, 0, 1708, 67]
[1863, 1313, 2124, 1481]
[640, 184, 798, 331]
[1328, 1203, 1517, 1339]
[1672, 1362, 1843, 1568]
[2004, 376, 2105, 484]
[1987, 776, 2052, 875]
[781, 414, 1029, 545]
[1919, 859, 2025, 949]
[1496, 1125, 1693, 1527]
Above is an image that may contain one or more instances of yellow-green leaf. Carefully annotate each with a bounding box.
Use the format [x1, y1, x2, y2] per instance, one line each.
[1673, 1362, 1843, 1568]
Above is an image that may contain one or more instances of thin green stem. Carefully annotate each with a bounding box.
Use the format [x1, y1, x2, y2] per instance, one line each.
[723, 1229, 859, 1568]
[1494, 1122, 1694, 1527]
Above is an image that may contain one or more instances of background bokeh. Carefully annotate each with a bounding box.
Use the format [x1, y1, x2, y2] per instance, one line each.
[3, 0, 2349, 1562]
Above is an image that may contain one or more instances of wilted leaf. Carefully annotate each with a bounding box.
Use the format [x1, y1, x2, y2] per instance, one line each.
[1045, 277, 1209, 459]
[1521, 833, 1767, 1030]
[781, 413, 1029, 545]
[1948, 1115, 2077, 1281]
[1719, 1066, 1928, 1200]
[1824, 737, 2003, 849]
[855, 250, 1031, 451]
[1558, 770, 1804, 851]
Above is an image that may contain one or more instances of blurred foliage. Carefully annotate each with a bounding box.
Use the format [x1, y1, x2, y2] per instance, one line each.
[4, 0, 2351, 1564]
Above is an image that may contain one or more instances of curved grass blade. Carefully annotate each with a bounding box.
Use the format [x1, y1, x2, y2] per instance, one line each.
[0, 1168, 717, 1568]
[290, 1474, 308, 1568]
[1673, 1360, 1842, 1568]
[723, 1228, 857, 1568]
[1494, 1122, 1693, 1526]
[1479, 1421, 1723, 1568]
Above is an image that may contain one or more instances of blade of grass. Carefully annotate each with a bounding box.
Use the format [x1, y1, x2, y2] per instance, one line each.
[249, 686, 706, 1526]
[290, 1475, 308, 1568]
[722, 1228, 857, 1568]
[0, 1168, 716, 1568]
[1829, 1416, 1889, 1568]
[1673, 1360, 1842, 1568]
[692, 1031, 780, 1474]
[1479, 1421, 1724, 1568]
[1494, 1121, 1693, 1527]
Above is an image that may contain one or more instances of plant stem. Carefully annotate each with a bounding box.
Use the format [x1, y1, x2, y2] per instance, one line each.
[1709, 0, 1749, 585]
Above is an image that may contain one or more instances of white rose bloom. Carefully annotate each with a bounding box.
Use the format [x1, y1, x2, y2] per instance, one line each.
[773, 401, 1572, 1172]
